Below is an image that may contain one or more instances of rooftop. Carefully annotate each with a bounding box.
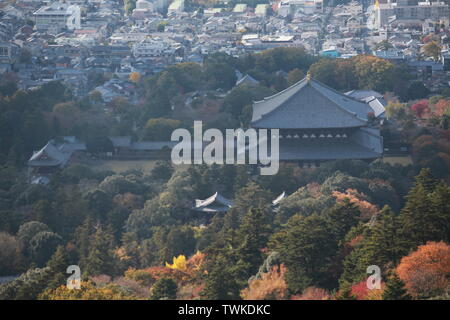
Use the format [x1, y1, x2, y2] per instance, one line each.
[251, 75, 372, 129]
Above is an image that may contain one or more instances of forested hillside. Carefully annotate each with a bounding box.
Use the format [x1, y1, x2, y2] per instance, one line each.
[0, 48, 449, 300]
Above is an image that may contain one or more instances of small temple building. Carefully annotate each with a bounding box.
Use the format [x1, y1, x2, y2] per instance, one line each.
[193, 192, 234, 214]
[250, 74, 383, 167]
[28, 141, 73, 175]
[272, 191, 286, 209]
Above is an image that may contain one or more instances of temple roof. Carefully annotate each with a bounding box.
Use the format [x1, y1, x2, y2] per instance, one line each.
[193, 192, 234, 213]
[251, 76, 373, 129]
[272, 191, 286, 206]
[28, 141, 71, 167]
[276, 138, 381, 161]
[243, 126, 382, 161]
[236, 74, 259, 87]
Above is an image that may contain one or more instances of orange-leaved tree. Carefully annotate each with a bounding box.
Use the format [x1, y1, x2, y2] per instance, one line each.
[396, 241, 450, 298]
[241, 265, 288, 300]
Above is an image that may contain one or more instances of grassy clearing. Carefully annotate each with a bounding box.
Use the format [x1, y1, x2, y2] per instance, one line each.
[91, 160, 159, 174]
[381, 156, 413, 166]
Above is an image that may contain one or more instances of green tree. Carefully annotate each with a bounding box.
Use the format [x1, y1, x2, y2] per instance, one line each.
[150, 277, 177, 300]
[400, 169, 450, 248]
[423, 41, 442, 62]
[336, 282, 357, 300]
[29, 231, 63, 267]
[382, 274, 411, 300]
[203, 61, 237, 90]
[287, 68, 305, 86]
[17, 221, 51, 253]
[83, 227, 116, 277]
[325, 199, 361, 244]
[202, 251, 242, 300]
[0, 232, 25, 276]
[143, 89, 171, 118]
[84, 189, 112, 220]
[85, 135, 114, 154]
[279, 214, 338, 293]
[151, 161, 173, 181]
[0, 267, 53, 300]
[144, 118, 181, 141]
[74, 217, 95, 270]
[229, 181, 272, 220]
[385, 101, 407, 120]
[365, 206, 408, 266]
[46, 245, 69, 290]
[236, 208, 271, 277]
[406, 81, 430, 100]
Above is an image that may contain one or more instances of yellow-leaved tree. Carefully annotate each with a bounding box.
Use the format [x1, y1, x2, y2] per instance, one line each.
[166, 255, 187, 271]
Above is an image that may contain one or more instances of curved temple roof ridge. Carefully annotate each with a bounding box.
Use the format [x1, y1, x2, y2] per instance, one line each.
[251, 75, 373, 129]
[194, 192, 234, 210]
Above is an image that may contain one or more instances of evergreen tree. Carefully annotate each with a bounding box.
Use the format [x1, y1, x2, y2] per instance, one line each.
[382, 274, 411, 300]
[235, 208, 271, 278]
[46, 245, 69, 290]
[339, 241, 372, 287]
[280, 214, 338, 293]
[400, 169, 449, 248]
[83, 227, 116, 277]
[429, 181, 450, 243]
[229, 181, 272, 220]
[325, 199, 360, 244]
[202, 252, 241, 300]
[336, 282, 357, 300]
[150, 277, 177, 300]
[75, 217, 94, 270]
[365, 206, 409, 266]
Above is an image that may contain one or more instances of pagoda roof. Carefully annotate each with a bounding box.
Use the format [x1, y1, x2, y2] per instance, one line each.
[251, 76, 372, 129]
[236, 74, 259, 87]
[28, 141, 71, 167]
[272, 191, 286, 206]
[193, 192, 234, 213]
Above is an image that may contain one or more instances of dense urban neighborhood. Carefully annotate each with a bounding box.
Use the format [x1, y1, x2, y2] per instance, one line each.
[0, 0, 449, 301]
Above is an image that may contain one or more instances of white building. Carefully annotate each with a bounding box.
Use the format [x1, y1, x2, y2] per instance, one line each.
[168, 0, 184, 15]
[33, 2, 81, 34]
[277, 0, 323, 16]
[374, 0, 450, 28]
[255, 4, 269, 17]
[233, 3, 247, 14]
[132, 37, 175, 57]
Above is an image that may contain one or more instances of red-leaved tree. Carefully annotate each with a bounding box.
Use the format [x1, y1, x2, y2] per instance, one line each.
[396, 241, 450, 298]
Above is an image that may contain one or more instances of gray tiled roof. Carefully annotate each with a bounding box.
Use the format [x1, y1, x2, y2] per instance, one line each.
[131, 141, 178, 150]
[236, 74, 259, 86]
[194, 192, 234, 213]
[345, 89, 383, 100]
[109, 136, 132, 148]
[251, 77, 371, 129]
[28, 141, 70, 167]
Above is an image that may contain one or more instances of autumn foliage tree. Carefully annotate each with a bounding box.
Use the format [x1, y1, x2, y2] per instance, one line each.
[39, 281, 136, 300]
[241, 265, 288, 300]
[434, 99, 450, 117]
[396, 241, 450, 299]
[411, 100, 430, 119]
[332, 189, 378, 221]
[291, 287, 332, 300]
